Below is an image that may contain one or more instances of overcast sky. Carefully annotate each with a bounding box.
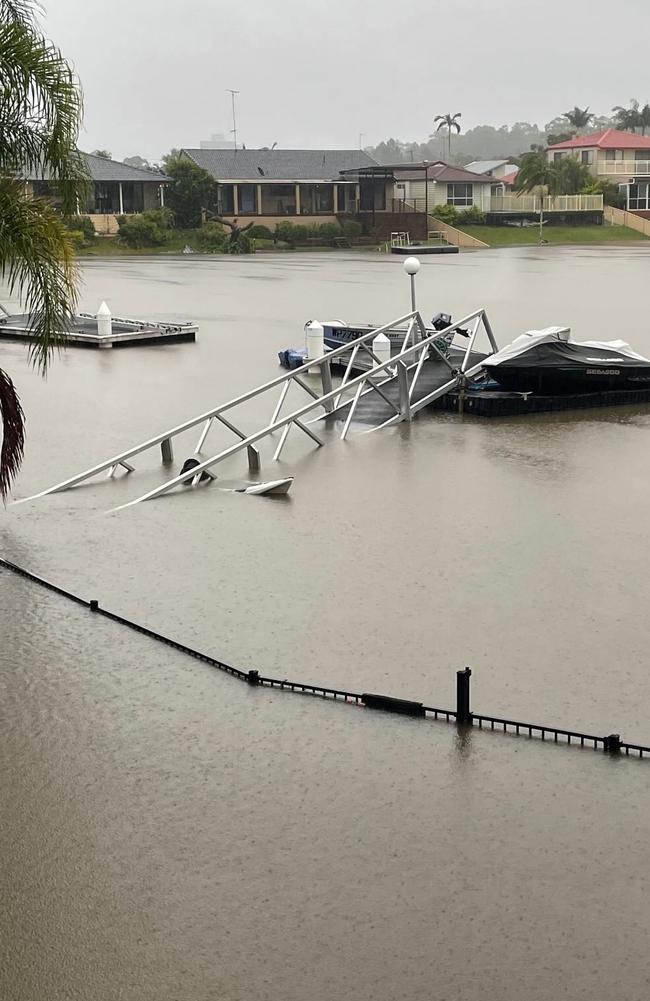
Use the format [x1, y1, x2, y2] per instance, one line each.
[43, 0, 649, 161]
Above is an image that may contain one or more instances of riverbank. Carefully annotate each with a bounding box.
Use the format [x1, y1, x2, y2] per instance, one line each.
[77, 225, 650, 256]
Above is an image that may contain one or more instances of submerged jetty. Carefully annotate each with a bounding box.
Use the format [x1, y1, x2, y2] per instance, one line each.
[0, 302, 197, 348]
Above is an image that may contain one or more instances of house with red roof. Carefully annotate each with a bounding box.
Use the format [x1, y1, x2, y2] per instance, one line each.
[547, 129, 650, 215]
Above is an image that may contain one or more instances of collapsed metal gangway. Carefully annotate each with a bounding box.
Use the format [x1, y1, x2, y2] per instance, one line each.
[17, 307, 498, 509]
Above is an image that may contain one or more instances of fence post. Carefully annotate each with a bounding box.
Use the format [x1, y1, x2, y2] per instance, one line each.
[604, 733, 621, 754]
[456, 667, 472, 724]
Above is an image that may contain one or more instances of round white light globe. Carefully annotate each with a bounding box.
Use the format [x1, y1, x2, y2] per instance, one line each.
[403, 256, 421, 276]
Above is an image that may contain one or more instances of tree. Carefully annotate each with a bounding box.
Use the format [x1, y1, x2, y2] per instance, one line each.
[612, 99, 640, 132]
[162, 154, 217, 227]
[554, 156, 593, 194]
[90, 149, 111, 159]
[432, 112, 462, 157]
[124, 155, 152, 171]
[515, 152, 561, 243]
[205, 214, 254, 253]
[371, 138, 408, 165]
[0, 0, 86, 498]
[639, 104, 650, 136]
[563, 106, 593, 131]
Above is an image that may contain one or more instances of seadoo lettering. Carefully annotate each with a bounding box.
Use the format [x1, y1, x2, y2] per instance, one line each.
[586, 369, 620, 375]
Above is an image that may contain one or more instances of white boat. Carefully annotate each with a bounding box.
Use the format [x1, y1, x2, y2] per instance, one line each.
[318, 312, 469, 355]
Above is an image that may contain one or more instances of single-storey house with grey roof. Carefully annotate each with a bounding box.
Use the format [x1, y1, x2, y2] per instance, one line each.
[26, 152, 170, 234]
[180, 148, 386, 223]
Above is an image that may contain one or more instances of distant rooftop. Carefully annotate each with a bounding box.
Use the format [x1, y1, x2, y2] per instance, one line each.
[465, 159, 511, 174]
[547, 129, 650, 151]
[181, 148, 378, 181]
[387, 161, 494, 184]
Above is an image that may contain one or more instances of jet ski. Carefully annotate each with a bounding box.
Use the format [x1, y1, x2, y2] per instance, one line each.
[483, 326, 650, 394]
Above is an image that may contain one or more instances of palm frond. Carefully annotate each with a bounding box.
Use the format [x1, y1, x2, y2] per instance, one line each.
[0, 16, 86, 211]
[0, 367, 25, 500]
[0, 177, 78, 372]
[0, 0, 41, 22]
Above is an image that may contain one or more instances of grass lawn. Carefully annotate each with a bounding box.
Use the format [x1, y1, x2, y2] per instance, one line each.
[77, 230, 202, 256]
[460, 224, 650, 247]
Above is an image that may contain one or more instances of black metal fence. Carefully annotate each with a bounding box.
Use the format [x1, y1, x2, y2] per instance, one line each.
[1, 558, 647, 761]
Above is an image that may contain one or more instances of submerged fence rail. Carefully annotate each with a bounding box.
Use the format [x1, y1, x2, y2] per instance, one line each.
[1, 557, 647, 761]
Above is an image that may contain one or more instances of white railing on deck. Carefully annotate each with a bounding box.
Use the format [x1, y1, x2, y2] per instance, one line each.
[597, 161, 650, 176]
[490, 194, 603, 212]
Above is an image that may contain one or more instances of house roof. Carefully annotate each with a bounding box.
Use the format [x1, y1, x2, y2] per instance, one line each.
[499, 170, 519, 186]
[392, 161, 494, 184]
[547, 129, 650, 151]
[465, 159, 509, 174]
[182, 148, 378, 181]
[26, 152, 169, 183]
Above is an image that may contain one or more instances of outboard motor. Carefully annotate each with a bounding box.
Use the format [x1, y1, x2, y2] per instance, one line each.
[179, 457, 213, 484]
[431, 311, 469, 338]
[431, 311, 452, 331]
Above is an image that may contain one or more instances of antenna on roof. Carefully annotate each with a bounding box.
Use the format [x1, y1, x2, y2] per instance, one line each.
[227, 88, 239, 151]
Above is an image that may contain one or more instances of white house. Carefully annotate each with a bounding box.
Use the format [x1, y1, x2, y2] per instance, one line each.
[389, 161, 494, 213]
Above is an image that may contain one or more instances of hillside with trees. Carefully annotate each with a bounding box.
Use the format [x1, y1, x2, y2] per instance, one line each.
[367, 101, 649, 165]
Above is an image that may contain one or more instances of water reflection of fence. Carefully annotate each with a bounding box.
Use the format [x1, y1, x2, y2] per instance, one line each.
[1, 557, 647, 763]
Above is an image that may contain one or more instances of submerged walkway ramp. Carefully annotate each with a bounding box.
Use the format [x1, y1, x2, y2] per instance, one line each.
[16, 308, 498, 510]
[339, 346, 489, 427]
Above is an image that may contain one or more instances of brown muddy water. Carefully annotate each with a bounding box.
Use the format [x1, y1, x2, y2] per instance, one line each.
[1, 247, 650, 1001]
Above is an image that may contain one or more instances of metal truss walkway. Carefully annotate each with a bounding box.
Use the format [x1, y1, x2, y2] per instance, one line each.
[17, 307, 498, 509]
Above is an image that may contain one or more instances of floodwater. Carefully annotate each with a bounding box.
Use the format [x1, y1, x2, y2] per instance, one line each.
[2, 247, 650, 1001]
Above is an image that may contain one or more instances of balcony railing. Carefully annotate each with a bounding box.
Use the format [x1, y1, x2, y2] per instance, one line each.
[490, 194, 603, 213]
[597, 160, 650, 176]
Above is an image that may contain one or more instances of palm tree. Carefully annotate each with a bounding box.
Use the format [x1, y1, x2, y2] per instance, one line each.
[515, 152, 561, 244]
[612, 99, 641, 132]
[432, 113, 462, 158]
[0, 0, 85, 498]
[639, 104, 650, 136]
[563, 106, 593, 131]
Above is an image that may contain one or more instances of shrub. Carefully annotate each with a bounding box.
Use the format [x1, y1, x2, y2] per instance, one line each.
[65, 228, 86, 249]
[317, 222, 343, 243]
[145, 206, 174, 229]
[341, 219, 362, 239]
[275, 221, 309, 246]
[194, 222, 227, 252]
[73, 215, 96, 241]
[248, 224, 274, 241]
[63, 214, 95, 248]
[225, 233, 253, 254]
[432, 204, 458, 225]
[455, 206, 486, 226]
[117, 213, 168, 248]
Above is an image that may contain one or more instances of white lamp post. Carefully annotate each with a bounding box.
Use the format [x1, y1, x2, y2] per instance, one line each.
[403, 256, 420, 312]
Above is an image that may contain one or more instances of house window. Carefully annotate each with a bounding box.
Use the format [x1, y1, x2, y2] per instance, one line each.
[219, 184, 235, 214]
[447, 183, 473, 206]
[581, 150, 594, 165]
[553, 152, 566, 162]
[238, 184, 257, 214]
[629, 183, 650, 210]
